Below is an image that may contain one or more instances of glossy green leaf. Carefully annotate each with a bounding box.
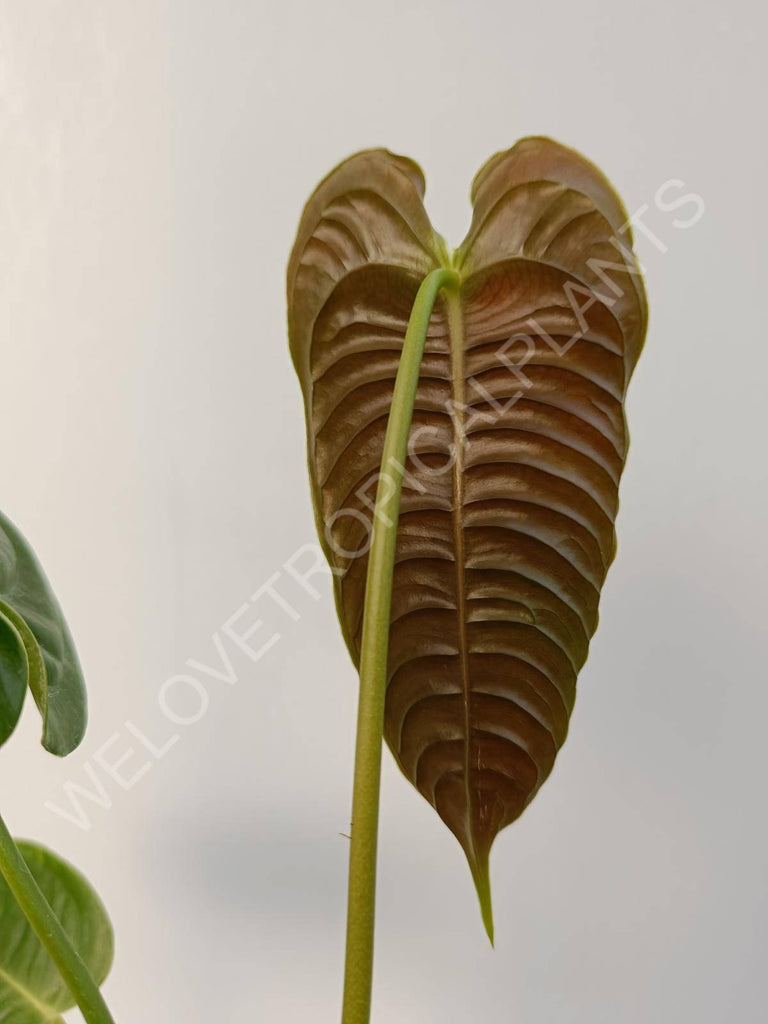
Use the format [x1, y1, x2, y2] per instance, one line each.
[0, 841, 114, 1023]
[0, 511, 87, 755]
[0, 607, 27, 746]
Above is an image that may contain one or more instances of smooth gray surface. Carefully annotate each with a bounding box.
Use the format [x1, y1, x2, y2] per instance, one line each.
[1, 1, 765, 1021]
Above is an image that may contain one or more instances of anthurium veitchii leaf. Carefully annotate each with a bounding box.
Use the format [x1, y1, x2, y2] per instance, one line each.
[287, 138, 647, 923]
[0, 841, 114, 1023]
[0, 510, 87, 755]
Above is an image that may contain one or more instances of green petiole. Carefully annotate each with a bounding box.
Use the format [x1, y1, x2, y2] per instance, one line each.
[341, 267, 460, 1024]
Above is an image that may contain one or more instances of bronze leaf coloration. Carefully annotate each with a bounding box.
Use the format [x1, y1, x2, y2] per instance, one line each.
[287, 138, 647, 913]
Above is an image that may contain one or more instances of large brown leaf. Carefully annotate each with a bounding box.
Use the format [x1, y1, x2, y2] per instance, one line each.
[287, 138, 647, 908]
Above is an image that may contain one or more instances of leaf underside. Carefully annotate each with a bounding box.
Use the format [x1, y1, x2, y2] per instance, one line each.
[0, 511, 87, 755]
[287, 138, 647, 908]
[0, 841, 114, 1023]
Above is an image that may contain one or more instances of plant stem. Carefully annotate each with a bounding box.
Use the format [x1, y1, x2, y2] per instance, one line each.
[341, 267, 460, 1024]
[0, 811, 116, 1024]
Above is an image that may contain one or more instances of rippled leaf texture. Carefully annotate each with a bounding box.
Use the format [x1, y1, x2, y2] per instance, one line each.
[288, 138, 647, 900]
[0, 511, 87, 755]
[0, 842, 113, 1023]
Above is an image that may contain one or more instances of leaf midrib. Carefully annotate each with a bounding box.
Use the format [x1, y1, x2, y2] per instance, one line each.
[444, 275, 476, 868]
[0, 963, 64, 1022]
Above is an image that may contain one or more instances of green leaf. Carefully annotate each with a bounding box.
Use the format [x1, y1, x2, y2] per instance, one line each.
[0, 841, 114, 1023]
[0, 607, 27, 746]
[0, 510, 87, 755]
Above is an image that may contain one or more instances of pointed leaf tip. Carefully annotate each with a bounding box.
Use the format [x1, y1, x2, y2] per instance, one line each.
[470, 854, 495, 946]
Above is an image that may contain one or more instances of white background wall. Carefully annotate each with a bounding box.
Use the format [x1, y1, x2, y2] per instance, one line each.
[1, 1, 766, 1021]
